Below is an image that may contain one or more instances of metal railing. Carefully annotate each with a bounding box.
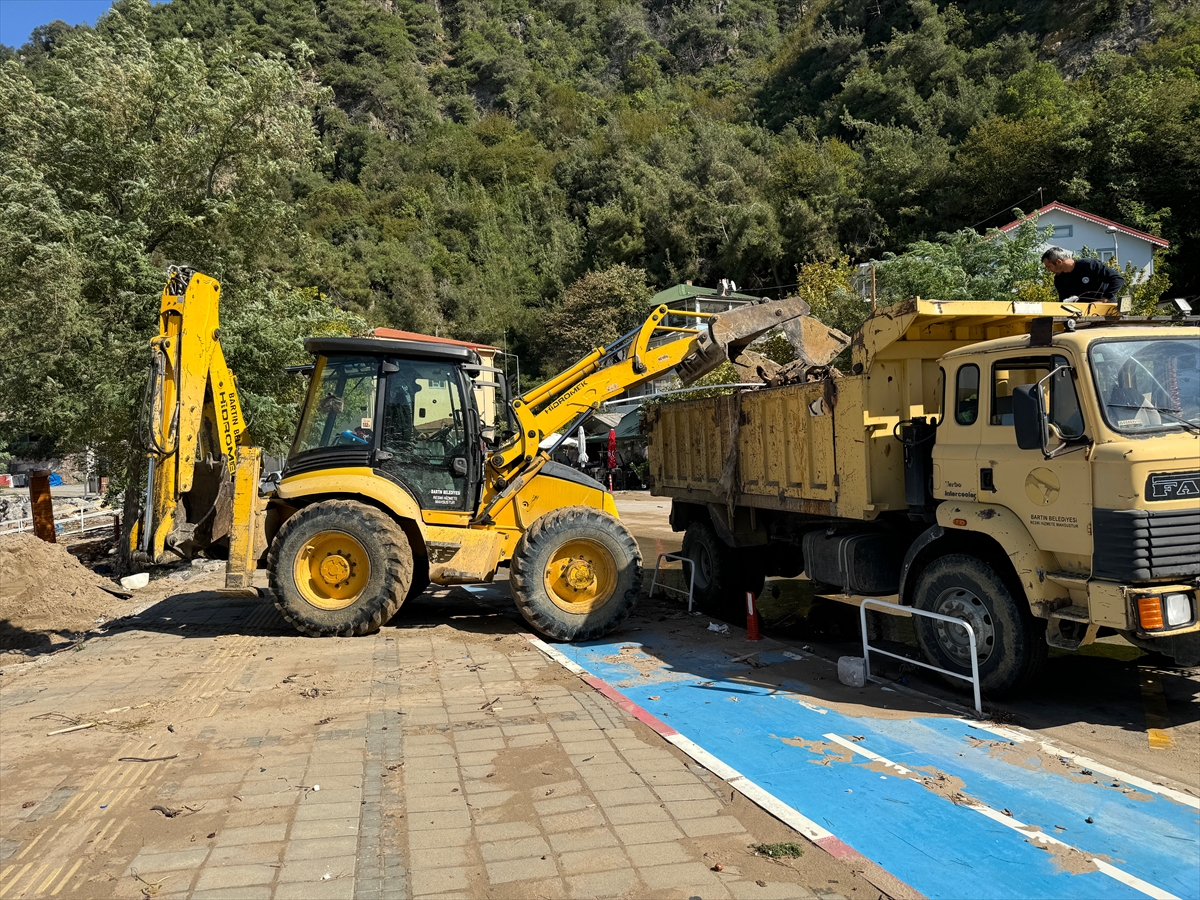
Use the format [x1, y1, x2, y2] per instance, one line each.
[0, 508, 119, 538]
[648, 552, 696, 612]
[860, 597, 982, 715]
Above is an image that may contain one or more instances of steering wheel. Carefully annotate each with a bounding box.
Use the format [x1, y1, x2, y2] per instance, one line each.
[333, 429, 371, 446]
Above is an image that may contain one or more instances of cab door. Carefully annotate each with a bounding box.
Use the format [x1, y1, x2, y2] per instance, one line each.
[377, 359, 474, 512]
[977, 352, 1093, 573]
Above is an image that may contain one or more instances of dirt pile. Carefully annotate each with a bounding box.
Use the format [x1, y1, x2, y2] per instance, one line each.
[0, 532, 124, 655]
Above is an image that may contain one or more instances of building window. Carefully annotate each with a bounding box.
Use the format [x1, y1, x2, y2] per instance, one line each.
[1051, 224, 1073, 238]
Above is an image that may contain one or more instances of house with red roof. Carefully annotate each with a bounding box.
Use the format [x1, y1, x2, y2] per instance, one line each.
[998, 201, 1169, 281]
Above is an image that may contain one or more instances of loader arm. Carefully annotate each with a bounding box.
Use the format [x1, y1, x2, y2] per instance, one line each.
[132, 267, 261, 592]
[476, 285, 810, 520]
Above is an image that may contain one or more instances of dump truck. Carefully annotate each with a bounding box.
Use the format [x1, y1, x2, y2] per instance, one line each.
[646, 299, 1200, 694]
[131, 267, 814, 642]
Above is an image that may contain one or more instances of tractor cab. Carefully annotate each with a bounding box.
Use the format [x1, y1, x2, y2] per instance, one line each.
[285, 337, 512, 514]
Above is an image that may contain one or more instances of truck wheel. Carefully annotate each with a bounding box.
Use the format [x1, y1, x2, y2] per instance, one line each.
[268, 499, 413, 637]
[511, 507, 642, 641]
[681, 521, 765, 619]
[912, 554, 1046, 697]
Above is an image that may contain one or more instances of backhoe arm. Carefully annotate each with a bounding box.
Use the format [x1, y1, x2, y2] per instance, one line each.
[479, 286, 810, 513]
[132, 268, 260, 578]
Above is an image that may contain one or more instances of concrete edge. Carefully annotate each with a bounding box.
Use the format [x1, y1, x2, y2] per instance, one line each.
[523, 634, 928, 900]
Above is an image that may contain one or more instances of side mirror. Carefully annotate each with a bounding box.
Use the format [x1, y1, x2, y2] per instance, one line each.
[452, 457, 468, 477]
[1012, 385, 1045, 451]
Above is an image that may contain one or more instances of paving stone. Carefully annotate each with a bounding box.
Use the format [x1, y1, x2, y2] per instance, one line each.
[205, 841, 284, 866]
[124, 847, 211, 875]
[565, 868, 640, 898]
[547, 827, 620, 854]
[288, 817, 362, 840]
[485, 855, 558, 884]
[639, 861, 723, 889]
[409, 866, 469, 895]
[541, 807, 607, 832]
[652, 782, 720, 802]
[678, 816, 747, 837]
[407, 793, 469, 813]
[534, 794, 595, 815]
[664, 798, 726, 819]
[295, 801, 362, 821]
[556, 848, 632, 875]
[613, 821, 684, 844]
[480, 835, 552, 861]
[408, 846, 469, 869]
[214, 823, 288, 847]
[725, 882, 818, 900]
[191, 887, 272, 900]
[602, 803, 671, 826]
[624, 841, 693, 867]
[192, 863, 278, 891]
[473, 821, 540, 842]
[590, 787, 658, 807]
[283, 835, 358, 861]
[276, 854, 357, 883]
[409, 808, 473, 830]
[274, 878, 356, 899]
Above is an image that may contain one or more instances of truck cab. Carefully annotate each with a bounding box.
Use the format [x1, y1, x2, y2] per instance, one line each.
[935, 327, 1200, 664]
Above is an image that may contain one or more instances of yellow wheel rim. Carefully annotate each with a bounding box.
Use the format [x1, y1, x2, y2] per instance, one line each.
[544, 538, 618, 614]
[293, 530, 371, 611]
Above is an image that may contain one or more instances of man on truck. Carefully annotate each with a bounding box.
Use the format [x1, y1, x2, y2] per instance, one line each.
[1041, 246, 1126, 301]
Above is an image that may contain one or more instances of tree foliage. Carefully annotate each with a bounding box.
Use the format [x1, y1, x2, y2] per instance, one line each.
[1, 0, 1196, 466]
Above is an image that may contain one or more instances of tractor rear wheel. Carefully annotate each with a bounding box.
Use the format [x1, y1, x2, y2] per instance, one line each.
[511, 507, 642, 641]
[268, 499, 412, 636]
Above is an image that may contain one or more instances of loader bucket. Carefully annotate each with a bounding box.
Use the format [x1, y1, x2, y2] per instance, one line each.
[675, 297, 811, 385]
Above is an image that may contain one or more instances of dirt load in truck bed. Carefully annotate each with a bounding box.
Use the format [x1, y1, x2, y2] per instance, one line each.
[0, 532, 125, 659]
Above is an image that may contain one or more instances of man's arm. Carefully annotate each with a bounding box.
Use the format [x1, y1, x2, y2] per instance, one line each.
[1102, 262, 1126, 300]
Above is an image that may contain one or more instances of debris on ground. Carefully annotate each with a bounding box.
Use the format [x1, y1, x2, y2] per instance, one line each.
[0, 532, 130, 658]
[754, 842, 805, 859]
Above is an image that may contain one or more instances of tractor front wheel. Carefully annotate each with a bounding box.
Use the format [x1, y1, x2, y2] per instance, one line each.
[268, 499, 413, 636]
[510, 507, 642, 641]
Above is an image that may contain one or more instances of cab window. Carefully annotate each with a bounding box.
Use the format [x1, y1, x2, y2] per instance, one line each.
[992, 355, 1084, 437]
[292, 356, 379, 455]
[955, 364, 979, 425]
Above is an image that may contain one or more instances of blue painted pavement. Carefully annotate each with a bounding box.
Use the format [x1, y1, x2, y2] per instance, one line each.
[557, 634, 1200, 900]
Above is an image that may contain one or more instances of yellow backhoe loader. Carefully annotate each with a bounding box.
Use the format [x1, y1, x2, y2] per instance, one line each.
[131, 266, 813, 641]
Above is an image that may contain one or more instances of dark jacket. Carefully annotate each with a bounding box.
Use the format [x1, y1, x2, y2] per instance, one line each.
[1054, 258, 1126, 301]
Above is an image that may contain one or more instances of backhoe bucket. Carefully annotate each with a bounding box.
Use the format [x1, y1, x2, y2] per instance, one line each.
[675, 297, 811, 384]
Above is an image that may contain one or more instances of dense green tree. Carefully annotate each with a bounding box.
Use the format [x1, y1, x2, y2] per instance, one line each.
[0, 0, 356, 484]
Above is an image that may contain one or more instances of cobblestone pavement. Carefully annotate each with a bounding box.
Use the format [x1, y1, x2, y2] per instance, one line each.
[0, 579, 882, 900]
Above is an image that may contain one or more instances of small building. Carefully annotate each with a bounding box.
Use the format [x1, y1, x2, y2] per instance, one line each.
[998, 202, 1169, 281]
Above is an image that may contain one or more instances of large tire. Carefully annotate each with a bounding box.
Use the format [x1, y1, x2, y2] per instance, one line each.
[681, 520, 765, 619]
[511, 506, 642, 641]
[268, 499, 413, 637]
[912, 554, 1046, 698]
[406, 555, 431, 603]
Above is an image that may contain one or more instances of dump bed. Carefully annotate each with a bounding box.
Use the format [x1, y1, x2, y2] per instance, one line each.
[646, 299, 1118, 521]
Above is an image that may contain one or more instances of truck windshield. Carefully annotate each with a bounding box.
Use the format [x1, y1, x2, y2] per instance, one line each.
[1090, 338, 1200, 434]
[292, 356, 380, 455]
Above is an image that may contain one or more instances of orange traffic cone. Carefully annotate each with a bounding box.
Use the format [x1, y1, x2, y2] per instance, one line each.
[745, 591, 762, 641]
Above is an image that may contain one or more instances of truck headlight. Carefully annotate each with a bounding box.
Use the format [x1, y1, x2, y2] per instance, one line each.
[1164, 593, 1194, 628]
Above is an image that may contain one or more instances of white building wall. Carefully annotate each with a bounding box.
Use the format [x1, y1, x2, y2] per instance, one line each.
[1036, 212, 1157, 280]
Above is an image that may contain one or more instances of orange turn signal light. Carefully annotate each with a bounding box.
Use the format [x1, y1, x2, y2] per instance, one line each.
[952, 518, 967, 526]
[1138, 596, 1164, 630]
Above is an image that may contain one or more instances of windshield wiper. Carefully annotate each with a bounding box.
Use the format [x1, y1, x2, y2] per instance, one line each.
[1107, 403, 1200, 434]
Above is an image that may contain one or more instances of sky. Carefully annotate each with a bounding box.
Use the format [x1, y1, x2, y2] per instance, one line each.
[0, 1, 168, 49]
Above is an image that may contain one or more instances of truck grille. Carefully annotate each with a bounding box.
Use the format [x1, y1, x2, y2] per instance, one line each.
[1093, 507, 1200, 581]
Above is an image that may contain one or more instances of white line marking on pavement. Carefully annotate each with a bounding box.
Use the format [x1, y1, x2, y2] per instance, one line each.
[526, 636, 588, 676]
[831, 733, 1181, 900]
[956, 719, 1200, 810]
[823, 733, 912, 775]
